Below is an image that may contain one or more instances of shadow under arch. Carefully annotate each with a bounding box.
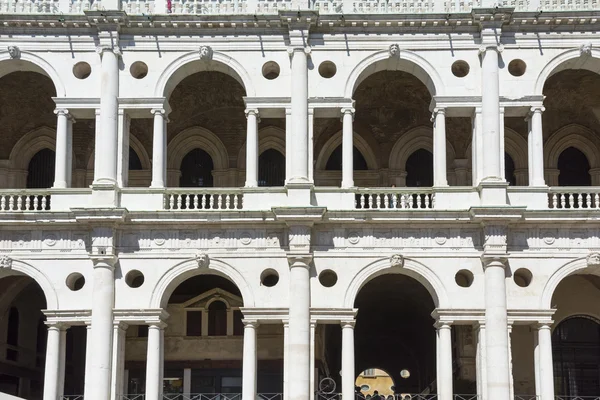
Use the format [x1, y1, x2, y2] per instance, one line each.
[0, 258, 59, 310]
[155, 50, 256, 99]
[150, 256, 255, 309]
[343, 256, 448, 309]
[315, 131, 379, 171]
[388, 126, 456, 171]
[0, 51, 66, 97]
[345, 49, 444, 98]
[534, 48, 600, 95]
[539, 256, 598, 309]
[544, 124, 600, 170]
[167, 126, 230, 172]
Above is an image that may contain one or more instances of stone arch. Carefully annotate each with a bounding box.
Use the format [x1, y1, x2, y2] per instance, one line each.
[540, 257, 595, 309]
[155, 50, 255, 99]
[388, 126, 456, 171]
[237, 126, 286, 170]
[0, 51, 66, 97]
[8, 127, 64, 170]
[344, 256, 449, 309]
[345, 49, 444, 98]
[534, 48, 600, 95]
[167, 126, 229, 171]
[205, 296, 232, 309]
[464, 128, 528, 170]
[545, 124, 600, 170]
[0, 258, 59, 310]
[150, 256, 254, 309]
[315, 131, 379, 171]
[86, 133, 151, 170]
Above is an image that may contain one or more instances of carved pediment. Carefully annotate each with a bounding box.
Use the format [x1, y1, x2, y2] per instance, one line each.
[180, 287, 243, 308]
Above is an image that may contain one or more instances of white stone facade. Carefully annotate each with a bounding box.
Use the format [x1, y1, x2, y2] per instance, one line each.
[0, 2, 600, 400]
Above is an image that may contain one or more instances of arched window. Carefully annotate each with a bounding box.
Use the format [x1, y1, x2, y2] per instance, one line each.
[129, 147, 143, 171]
[6, 307, 19, 361]
[558, 147, 591, 186]
[325, 145, 368, 171]
[505, 153, 516, 186]
[405, 149, 433, 187]
[180, 149, 214, 187]
[258, 149, 285, 187]
[27, 149, 55, 189]
[208, 301, 227, 336]
[553, 316, 600, 396]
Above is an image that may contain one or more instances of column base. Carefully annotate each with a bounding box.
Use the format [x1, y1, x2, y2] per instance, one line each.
[286, 182, 314, 207]
[91, 182, 120, 207]
[478, 180, 508, 206]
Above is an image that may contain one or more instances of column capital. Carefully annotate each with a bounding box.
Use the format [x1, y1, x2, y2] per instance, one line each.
[90, 254, 118, 268]
[341, 107, 355, 116]
[45, 321, 69, 330]
[434, 321, 453, 330]
[151, 108, 167, 116]
[287, 45, 311, 56]
[481, 255, 508, 269]
[529, 105, 545, 115]
[287, 252, 312, 269]
[147, 321, 168, 329]
[535, 322, 553, 330]
[96, 45, 122, 57]
[478, 43, 504, 55]
[54, 108, 71, 117]
[245, 108, 260, 121]
[242, 319, 260, 328]
[340, 320, 355, 329]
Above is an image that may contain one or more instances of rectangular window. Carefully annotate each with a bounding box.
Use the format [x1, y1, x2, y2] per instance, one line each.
[186, 311, 202, 336]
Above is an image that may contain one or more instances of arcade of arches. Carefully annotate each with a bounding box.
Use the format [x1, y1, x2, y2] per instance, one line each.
[3, 68, 600, 190]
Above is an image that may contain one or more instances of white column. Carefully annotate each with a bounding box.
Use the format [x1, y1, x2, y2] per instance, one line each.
[93, 46, 120, 185]
[537, 323, 555, 400]
[341, 322, 355, 400]
[85, 258, 116, 400]
[341, 108, 355, 189]
[145, 323, 165, 400]
[242, 321, 258, 400]
[245, 109, 260, 187]
[483, 256, 510, 400]
[67, 116, 74, 187]
[309, 321, 316, 400]
[42, 324, 61, 400]
[289, 48, 309, 184]
[117, 110, 131, 188]
[433, 108, 448, 187]
[528, 106, 546, 186]
[54, 109, 71, 188]
[480, 46, 503, 181]
[183, 368, 191, 398]
[507, 325, 514, 400]
[84, 323, 93, 395]
[436, 323, 453, 400]
[475, 323, 487, 400]
[287, 255, 311, 400]
[285, 109, 292, 185]
[283, 322, 289, 400]
[533, 328, 540, 399]
[471, 108, 483, 186]
[499, 107, 505, 180]
[94, 109, 101, 179]
[58, 326, 67, 397]
[151, 109, 167, 188]
[308, 109, 314, 184]
[111, 323, 127, 400]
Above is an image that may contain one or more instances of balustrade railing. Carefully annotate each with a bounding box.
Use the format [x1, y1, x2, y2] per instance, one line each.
[548, 188, 600, 209]
[0, 190, 51, 212]
[0, 0, 595, 14]
[164, 189, 244, 211]
[354, 188, 434, 209]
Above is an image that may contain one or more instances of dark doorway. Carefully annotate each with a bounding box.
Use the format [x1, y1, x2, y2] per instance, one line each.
[258, 149, 285, 187]
[27, 149, 55, 189]
[180, 149, 214, 187]
[558, 147, 591, 186]
[326, 145, 369, 171]
[406, 149, 433, 187]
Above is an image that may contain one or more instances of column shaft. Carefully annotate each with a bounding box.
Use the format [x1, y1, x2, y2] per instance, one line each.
[116, 110, 130, 188]
[484, 259, 510, 400]
[533, 329, 540, 398]
[54, 110, 70, 188]
[309, 322, 315, 400]
[288, 261, 310, 400]
[151, 110, 167, 188]
[283, 322, 289, 400]
[538, 325, 555, 400]
[242, 322, 258, 400]
[529, 107, 546, 186]
[471, 108, 483, 186]
[58, 327, 67, 397]
[289, 49, 309, 183]
[308, 110, 314, 183]
[86, 261, 115, 400]
[245, 110, 259, 187]
[42, 326, 61, 400]
[94, 48, 119, 184]
[341, 109, 354, 188]
[433, 109, 448, 186]
[475, 324, 487, 400]
[437, 324, 453, 400]
[67, 117, 74, 187]
[285, 109, 292, 184]
[341, 323, 355, 400]
[481, 48, 502, 180]
[145, 324, 164, 400]
[111, 324, 127, 400]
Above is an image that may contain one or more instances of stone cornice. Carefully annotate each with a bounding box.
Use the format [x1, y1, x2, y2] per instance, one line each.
[113, 308, 170, 324]
[432, 308, 556, 325]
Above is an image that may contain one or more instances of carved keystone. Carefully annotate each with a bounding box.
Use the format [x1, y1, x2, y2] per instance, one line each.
[196, 252, 210, 268]
[0, 255, 12, 269]
[199, 45, 213, 61]
[390, 254, 404, 268]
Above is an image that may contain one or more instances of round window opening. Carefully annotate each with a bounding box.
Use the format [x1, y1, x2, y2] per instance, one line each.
[66, 273, 85, 291]
[262, 61, 280, 80]
[508, 59, 527, 77]
[514, 268, 533, 287]
[451, 60, 470, 78]
[455, 269, 474, 288]
[260, 269, 279, 287]
[400, 369, 411, 379]
[125, 270, 145, 288]
[318, 61, 337, 79]
[130, 61, 148, 79]
[318, 269, 338, 287]
[73, 62, 92, 80]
